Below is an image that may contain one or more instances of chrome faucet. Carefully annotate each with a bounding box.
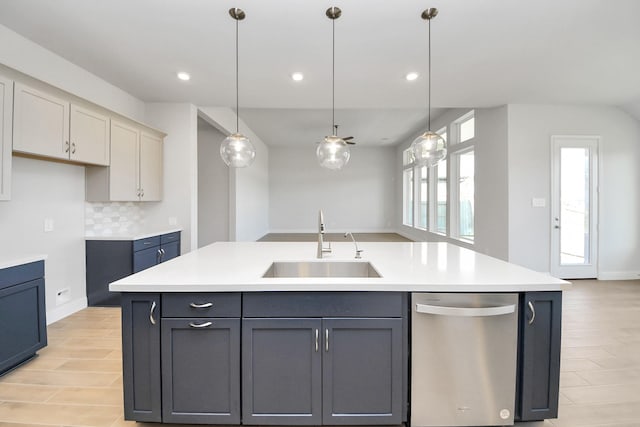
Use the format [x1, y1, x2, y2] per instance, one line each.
[344, 232, 363, 259]
[317, 210, 332, 258]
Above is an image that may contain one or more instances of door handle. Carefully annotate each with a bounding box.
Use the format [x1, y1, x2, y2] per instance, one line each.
[325, 328, 329, 352]
[415, 303, 516, 317]
[315, 329, 319, 352]
[528, 301, 536, 325]
[149, 300, 157, 325]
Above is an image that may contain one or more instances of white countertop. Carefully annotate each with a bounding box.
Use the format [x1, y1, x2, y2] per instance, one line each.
[85, 228, 182, 241]
[0, 254, 47, 270]
[110, 242, 569, 293]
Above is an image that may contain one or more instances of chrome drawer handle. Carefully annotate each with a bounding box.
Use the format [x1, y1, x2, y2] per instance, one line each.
[189, 321, 212, 328]
[190, 302, 213, 309]
[325, 328, 329, 352]
[315, 329, 319, 352]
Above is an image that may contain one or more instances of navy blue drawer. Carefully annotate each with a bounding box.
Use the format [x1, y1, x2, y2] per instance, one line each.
[0, 261, 45, 291]
[162, 293, 241, 318]
[133, 236, 161, 252]
[161, 232, 180, 244]
[243, 292, 405, 318]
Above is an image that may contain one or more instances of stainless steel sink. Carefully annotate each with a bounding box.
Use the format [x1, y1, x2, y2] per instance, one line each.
[262, 261, 381, 278]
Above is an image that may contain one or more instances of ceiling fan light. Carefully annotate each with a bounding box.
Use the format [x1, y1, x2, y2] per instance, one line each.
[220, 133, 256, 168]
[317, 136, 350, 170]
[411, 131, 447, 167]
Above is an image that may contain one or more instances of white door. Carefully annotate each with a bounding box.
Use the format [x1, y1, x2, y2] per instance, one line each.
[550, 136, 599, 279]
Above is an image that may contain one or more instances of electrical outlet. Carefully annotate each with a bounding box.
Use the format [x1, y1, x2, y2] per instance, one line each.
[55, 288, 70, 305]
[531, 198, 546, 208]
[44, 218, 54, 232]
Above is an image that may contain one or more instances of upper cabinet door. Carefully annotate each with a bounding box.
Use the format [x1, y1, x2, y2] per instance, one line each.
[13, 83, 69, 161]
[139, 132, 162, 201]
[0, 75, 12, 201]
[70, 104, 109, 166]
[110, 119, 140, 201]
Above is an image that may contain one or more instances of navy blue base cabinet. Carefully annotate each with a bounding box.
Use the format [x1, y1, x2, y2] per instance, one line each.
[86, 231, 180, 306]
[516, 291, 562, 421]
[0, 260, 47, 376]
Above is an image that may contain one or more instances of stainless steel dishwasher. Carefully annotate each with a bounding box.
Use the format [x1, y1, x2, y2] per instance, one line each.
[411, 293, 519, 427]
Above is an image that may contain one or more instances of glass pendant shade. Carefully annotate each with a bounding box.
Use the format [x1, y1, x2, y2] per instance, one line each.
[316, 135, 350, 170]
[410, 130, 447, 167]
[220, 133, 256, 168]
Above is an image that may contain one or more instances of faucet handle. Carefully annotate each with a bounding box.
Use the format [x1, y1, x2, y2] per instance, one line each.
[355, 249, 363, 259]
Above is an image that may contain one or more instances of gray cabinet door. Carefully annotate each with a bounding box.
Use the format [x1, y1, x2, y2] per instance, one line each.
[121, 293, 161, 422]
[133, 246, 160, 273]
[161, 240, 180, 263]
[517, 292, 562, 421]
[161, 318, 240, 424]
[322, 318, 403, 425]
[242, 318, 322, 425]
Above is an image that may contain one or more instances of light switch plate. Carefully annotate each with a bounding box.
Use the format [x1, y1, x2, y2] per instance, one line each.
[532, 198, 546, 208]
[44, 218, 54, 232]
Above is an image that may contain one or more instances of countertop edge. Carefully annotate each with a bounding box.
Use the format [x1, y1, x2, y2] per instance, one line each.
[0, 254, 48, 270]
[85, 228, 182, 241]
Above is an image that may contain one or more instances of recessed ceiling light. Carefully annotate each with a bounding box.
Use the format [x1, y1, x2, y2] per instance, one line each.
[177, 72, 191, 81]
[406, 72, 419, 81]
[291, 72, 304, 81]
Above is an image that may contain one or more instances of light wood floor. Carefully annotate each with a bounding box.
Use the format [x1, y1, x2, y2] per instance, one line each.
[0, 280, 639, 427]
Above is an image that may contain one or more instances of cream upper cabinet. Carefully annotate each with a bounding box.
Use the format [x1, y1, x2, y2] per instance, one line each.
[0, 75, 13, 201]
[139, 131, 163, 201]
[86, 119, 164, 202]
[13, 83, 110, 166]
[13, 83, 70, 161]
[69, 104, 110, 166]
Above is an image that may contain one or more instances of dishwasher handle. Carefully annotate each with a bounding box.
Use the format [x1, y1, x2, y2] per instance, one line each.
[415, 303, 516, 317]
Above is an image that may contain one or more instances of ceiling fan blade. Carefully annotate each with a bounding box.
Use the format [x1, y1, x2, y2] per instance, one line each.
[343, 136, 354, 141]
[345, 140, 356, 145]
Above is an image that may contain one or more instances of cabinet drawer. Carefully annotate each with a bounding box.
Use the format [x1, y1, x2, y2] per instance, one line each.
[160, 232, 180, 244]
[133, 236, 160, 252]
[162, 293, 241, 318]
[243, 292, 405, 318]
[0, 261, 44, 290]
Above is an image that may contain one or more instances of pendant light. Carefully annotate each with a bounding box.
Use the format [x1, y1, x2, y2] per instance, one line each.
[220, 8, 256, 168]
[316, 6, 350, 171]
[410, 8, 447, 167]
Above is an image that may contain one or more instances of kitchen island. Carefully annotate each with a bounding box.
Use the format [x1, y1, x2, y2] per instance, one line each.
[111, 241, 568, 426]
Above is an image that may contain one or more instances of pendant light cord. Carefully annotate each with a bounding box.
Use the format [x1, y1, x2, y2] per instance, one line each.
[235, 16, 240, 134]
[332, 16, 335, 134]
[427, 16, 432, 131]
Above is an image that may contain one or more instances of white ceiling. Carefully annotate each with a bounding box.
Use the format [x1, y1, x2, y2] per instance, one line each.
[1, 0, 639, 146]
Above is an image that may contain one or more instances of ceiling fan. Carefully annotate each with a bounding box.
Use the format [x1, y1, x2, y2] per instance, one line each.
[317, 125, 356, 145]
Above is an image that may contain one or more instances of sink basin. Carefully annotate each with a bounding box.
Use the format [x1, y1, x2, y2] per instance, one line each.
[262, 261, 381, 278]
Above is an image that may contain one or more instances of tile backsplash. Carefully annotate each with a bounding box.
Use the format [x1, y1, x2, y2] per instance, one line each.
[85, 202, 145, 236]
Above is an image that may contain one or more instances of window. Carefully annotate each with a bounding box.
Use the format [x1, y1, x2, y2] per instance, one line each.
[436, 159, 447, 234]
[457, 150, 475, 241]
[401, 111, 474, 243]
[403, 167, 414, 226]
[416, 166, 428, 229]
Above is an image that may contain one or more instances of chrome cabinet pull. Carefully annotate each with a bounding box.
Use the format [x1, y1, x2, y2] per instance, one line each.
[143, 242, 151, 245]
[190, 302, 213, 309]
[315, 329, 319, 352]
[189, 321, 212, 328]
[149, 301, 157, 325]
[325, 328, 329, 352]
[415, 303, 516, 317]
[528, 301, 536, 325]
[140, 189, 144, 198]
[161, 248, 165, 256]
[64, 141, 70, 153]
[71, 142, 76, 154]
[157, 249, 162, 262]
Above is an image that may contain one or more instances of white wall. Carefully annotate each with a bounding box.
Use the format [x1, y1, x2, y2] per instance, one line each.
[269, 146, 396, 232]
[198, 107, 269, 241]
[396, 107, 510, 261]
[508, 104, 640, 278]
[0, 24, 148, 321]
[198, 120, 229, 246]
[144, 103, 199, 251]
[0, 158, 87, 323]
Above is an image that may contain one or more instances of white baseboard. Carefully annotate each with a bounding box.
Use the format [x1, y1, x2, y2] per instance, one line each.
[598, 271, 640, 281]
[46, 297, 88, 325]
